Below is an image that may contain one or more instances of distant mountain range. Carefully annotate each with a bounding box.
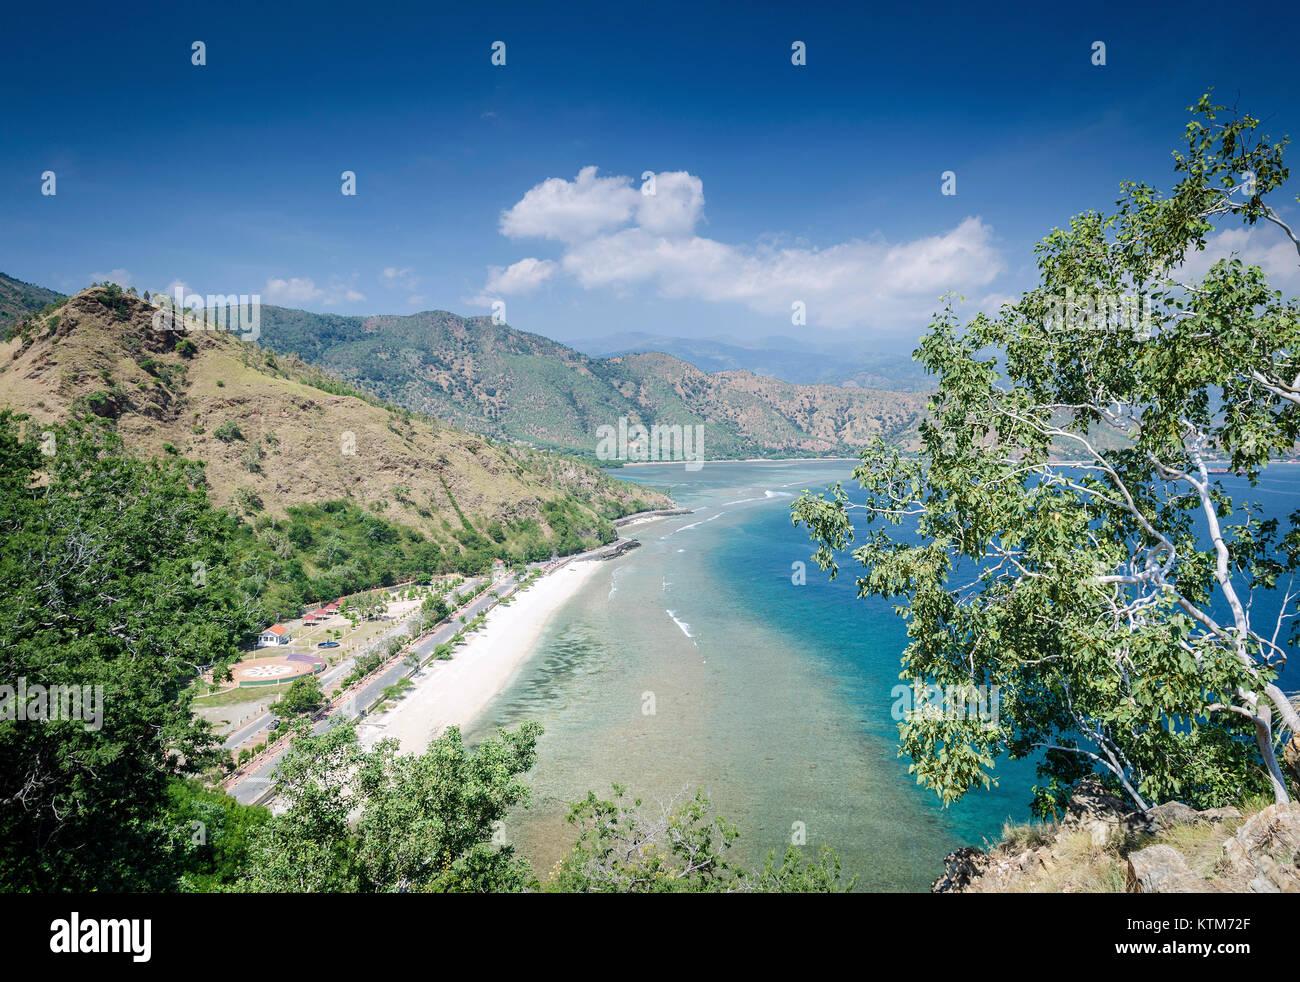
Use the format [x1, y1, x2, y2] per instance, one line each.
[251, 307, 930, 460]
[0, 273, 930, 462]
[567, 331, 935, 391]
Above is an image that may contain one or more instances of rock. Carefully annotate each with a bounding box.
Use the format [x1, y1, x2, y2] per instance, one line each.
[1198, 806, 1244, 824]
[932, 846, 990, 893]
[1125, 845, 1213, 893]
[1063, 778, 1152, 844]
[1015, 849, 1041, 872]
[1148, 801, 1201, 829]
[1284, 735, 1300, 786]
[1063, 778, 1131, 826]
[1217, 802, 1300, 893]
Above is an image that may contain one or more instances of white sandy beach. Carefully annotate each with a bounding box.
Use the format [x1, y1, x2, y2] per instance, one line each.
[610, 512, 679, 531]
[357, 560, 604, 753]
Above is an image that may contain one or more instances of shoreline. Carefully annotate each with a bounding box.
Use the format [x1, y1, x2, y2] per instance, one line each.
[616, 456, 862, 468]
[357, 560, 604, 753]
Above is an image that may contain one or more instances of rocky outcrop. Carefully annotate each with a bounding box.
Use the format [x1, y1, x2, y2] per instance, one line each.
[1125, 844, 1220, 893]
[931, 847, 991, 893]
[584, 538, 643, 561]
[1062, 778, 1154, 847]
[1215, 803, 1300, 893]
[934, 779, 1300, 893]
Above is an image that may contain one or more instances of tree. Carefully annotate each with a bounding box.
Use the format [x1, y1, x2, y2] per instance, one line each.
[239, 722, 541, 892]
[421, 592, 451, 627]
[352, 590, 383, 621]
[0, 413, 260, 889]
[163, 777, 269, 891]
[276, 674, 323, 717]
[549, 784, 854, 893]
[793, 95, 1300, 817]
[550, 785, 743, 892]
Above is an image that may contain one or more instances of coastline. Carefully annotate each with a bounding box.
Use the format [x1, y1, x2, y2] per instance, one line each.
[617, 455, 862, 468]
[357, 560, 605, 753]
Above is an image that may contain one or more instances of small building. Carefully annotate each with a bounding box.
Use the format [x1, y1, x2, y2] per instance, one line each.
[257, 624, 293, 647]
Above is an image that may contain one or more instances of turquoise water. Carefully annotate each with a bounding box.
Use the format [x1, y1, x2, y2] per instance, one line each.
[466, 460, 1034, 890]
[466, 459, 1300, 890]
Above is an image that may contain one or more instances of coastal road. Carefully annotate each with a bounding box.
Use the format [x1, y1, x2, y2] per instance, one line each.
[224, 536, 655, 806]
[221, 579, 487, 753]
[226, 576, 514, 805]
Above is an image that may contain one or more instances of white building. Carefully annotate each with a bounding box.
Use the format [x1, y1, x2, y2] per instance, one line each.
[257, 624, 292, 647]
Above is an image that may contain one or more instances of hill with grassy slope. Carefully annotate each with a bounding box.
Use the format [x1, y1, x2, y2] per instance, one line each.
[253, 306, 930, 459]
[0, 271, 63, 332]
[0, 286, 672, 614]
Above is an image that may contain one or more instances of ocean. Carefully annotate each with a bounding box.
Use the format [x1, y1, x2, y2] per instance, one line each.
[465, 459, 1300, 890]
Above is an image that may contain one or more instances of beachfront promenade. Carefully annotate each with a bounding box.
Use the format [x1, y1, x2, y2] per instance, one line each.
[223, 533, 657, 806]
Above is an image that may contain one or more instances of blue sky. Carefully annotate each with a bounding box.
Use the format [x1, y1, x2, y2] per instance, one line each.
[2, 0, 1297, 351]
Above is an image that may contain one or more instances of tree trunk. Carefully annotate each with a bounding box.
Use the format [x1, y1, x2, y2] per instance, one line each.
[1255, 717, 1292, 805]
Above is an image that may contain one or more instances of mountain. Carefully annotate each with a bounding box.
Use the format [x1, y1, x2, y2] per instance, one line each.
[0, 271, 63, 332]
[0, 287, 673, 593]
[254, 307, 930, 459]
[568, 330, 935, 391]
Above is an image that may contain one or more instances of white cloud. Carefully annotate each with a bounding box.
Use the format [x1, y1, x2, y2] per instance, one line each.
[484, 257, 558, 295]
[263, 276, 364, 307]
[500, 166, 639, 243]
[484, 167, 1005, 331]
[264, 277, 321, 303]
[89, 268, 132, 288]
[1176, 225, 1300, 287]
[636, 171, 704, 238]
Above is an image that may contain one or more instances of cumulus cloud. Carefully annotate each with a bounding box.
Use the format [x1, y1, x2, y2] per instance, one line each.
[484, 257, 558, 294]
[482, 167, 1005, 331]
[635, 171, 704, 237]
[263, 276, 364, 307]
[1176, 225, 1300, 288]
[499, 166, 639, 243]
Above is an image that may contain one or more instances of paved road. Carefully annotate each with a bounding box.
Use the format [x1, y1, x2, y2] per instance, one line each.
[226, 576, 512, 805]
[221, 580, 488, 753]
[224, 539, 637, 806]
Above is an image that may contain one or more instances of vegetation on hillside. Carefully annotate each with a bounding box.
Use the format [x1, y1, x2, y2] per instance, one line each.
[0, 271, 64, 335]
[0, 413, 259, 890]
[253, 306, 929, 459]
[0, 287, 669, 623]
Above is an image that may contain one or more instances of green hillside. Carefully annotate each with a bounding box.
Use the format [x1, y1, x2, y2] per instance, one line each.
[255, 306, 930, 460]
